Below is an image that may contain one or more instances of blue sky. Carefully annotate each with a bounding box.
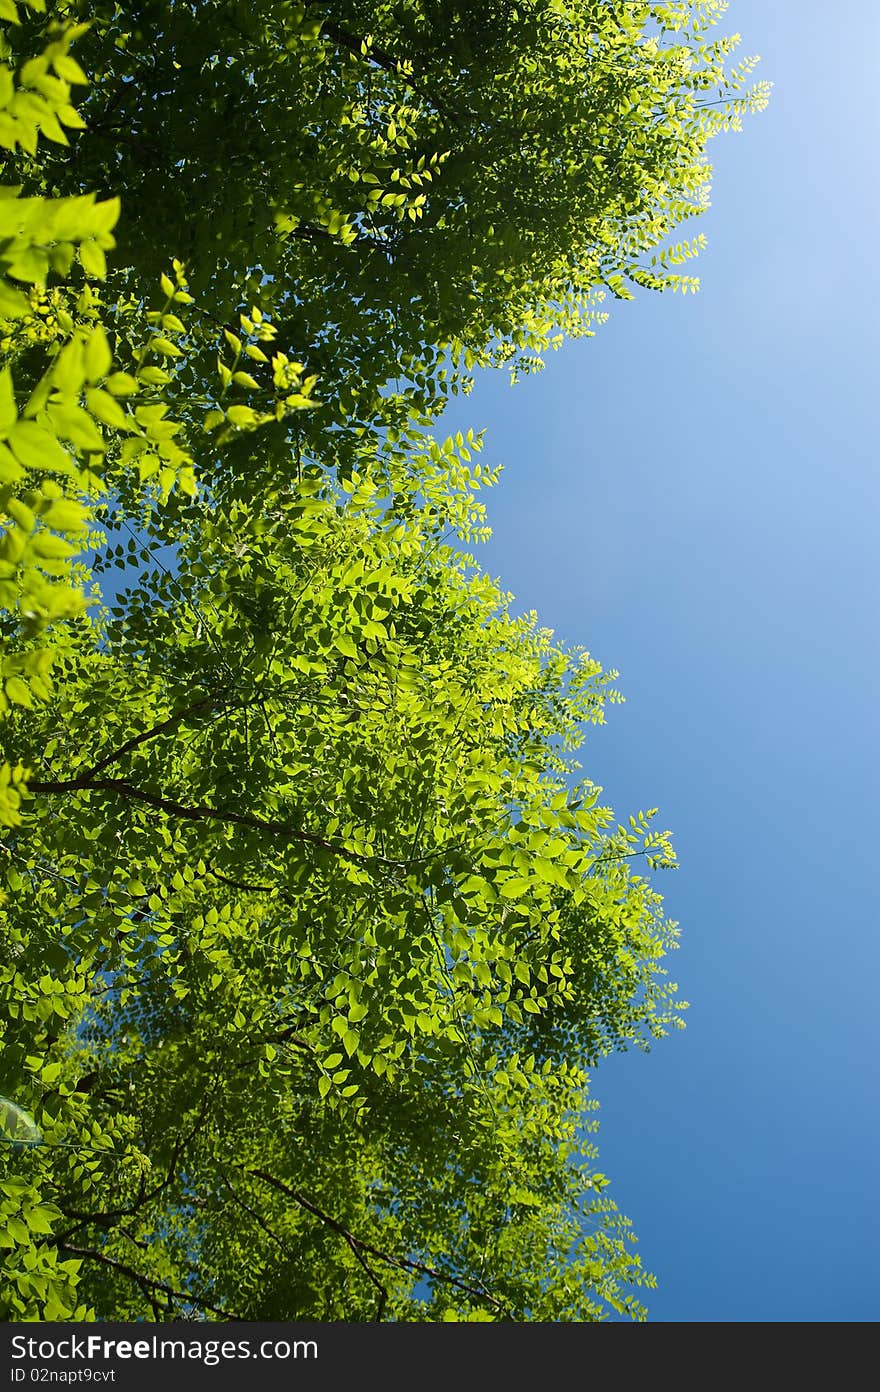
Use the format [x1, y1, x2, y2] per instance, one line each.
[444, 0, 879, 1322]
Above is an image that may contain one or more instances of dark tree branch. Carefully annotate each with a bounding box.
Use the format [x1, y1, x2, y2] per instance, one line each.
[289, 222, 337, 244]
[81, 694, 218, 780]
[343, 1231, 389, 1322]
[59, 1176, 148, 1233]
[28, 776, 386, 869]
[58, 1100, 208, 1240]
[286, 220, 394, 253]
[56, 1244, 242, 1321]
[221, 1166, 389, 1319]
[320, 20, 405, 76]
[219, 1170, 292, 1256]
[84, 124, 164, 161]
[247, 1168, 506, 1311]
[205, 860, 276, 894]
[319, 17, 460, 127]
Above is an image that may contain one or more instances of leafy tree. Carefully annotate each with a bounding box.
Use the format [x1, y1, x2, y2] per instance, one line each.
[3, 464, 682, 1319]
[4, 0, 769, 489]
[0, 1, 763, 1320]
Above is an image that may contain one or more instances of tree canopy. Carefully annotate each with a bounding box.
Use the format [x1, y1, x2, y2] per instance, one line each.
[0, 1, 765, 1321]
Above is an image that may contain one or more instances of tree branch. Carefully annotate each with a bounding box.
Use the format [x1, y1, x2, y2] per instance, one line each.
[247, 1168, 506, 1312]
[84, 124, 164, 161]
[205, 859, 276, 894]
[27, 776, 386, 869]
[80, 695, 218, 780]
[58, 1098, 210, 1240]
[319, 17, 460, 127]
[56, 1243, 242, 1321]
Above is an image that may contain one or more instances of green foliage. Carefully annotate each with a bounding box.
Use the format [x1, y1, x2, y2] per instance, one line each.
[2, 462, 682, 1319]
[0, 0, 763, 1322]
[3, 1, 770, 483]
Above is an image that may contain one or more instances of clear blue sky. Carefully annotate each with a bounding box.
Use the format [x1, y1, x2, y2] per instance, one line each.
[444, 0, 879, 1322]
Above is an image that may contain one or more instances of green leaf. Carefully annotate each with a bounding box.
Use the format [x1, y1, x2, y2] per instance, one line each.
[49, 341, 86, 397]
[0, 281, 30, 317]
[8, 420, 74, 471]
[137, 366, 172, 386]
[499, 877, 531, 900]
[44, 403, 103, 454]
[79, 240, 107, 278]
[103, 373, 139, 397]
[0, 366, 17, 435]
[83, 326, 112, 384]
[4, 676, 32, 706]
[5, 1217, 28, 1245]
[30, 532, 76, 560]
[85, 387, 128, 430]
[151, 338, 182, 358]
[5, 246, 48, 283]
[52, 54, 88, 85]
